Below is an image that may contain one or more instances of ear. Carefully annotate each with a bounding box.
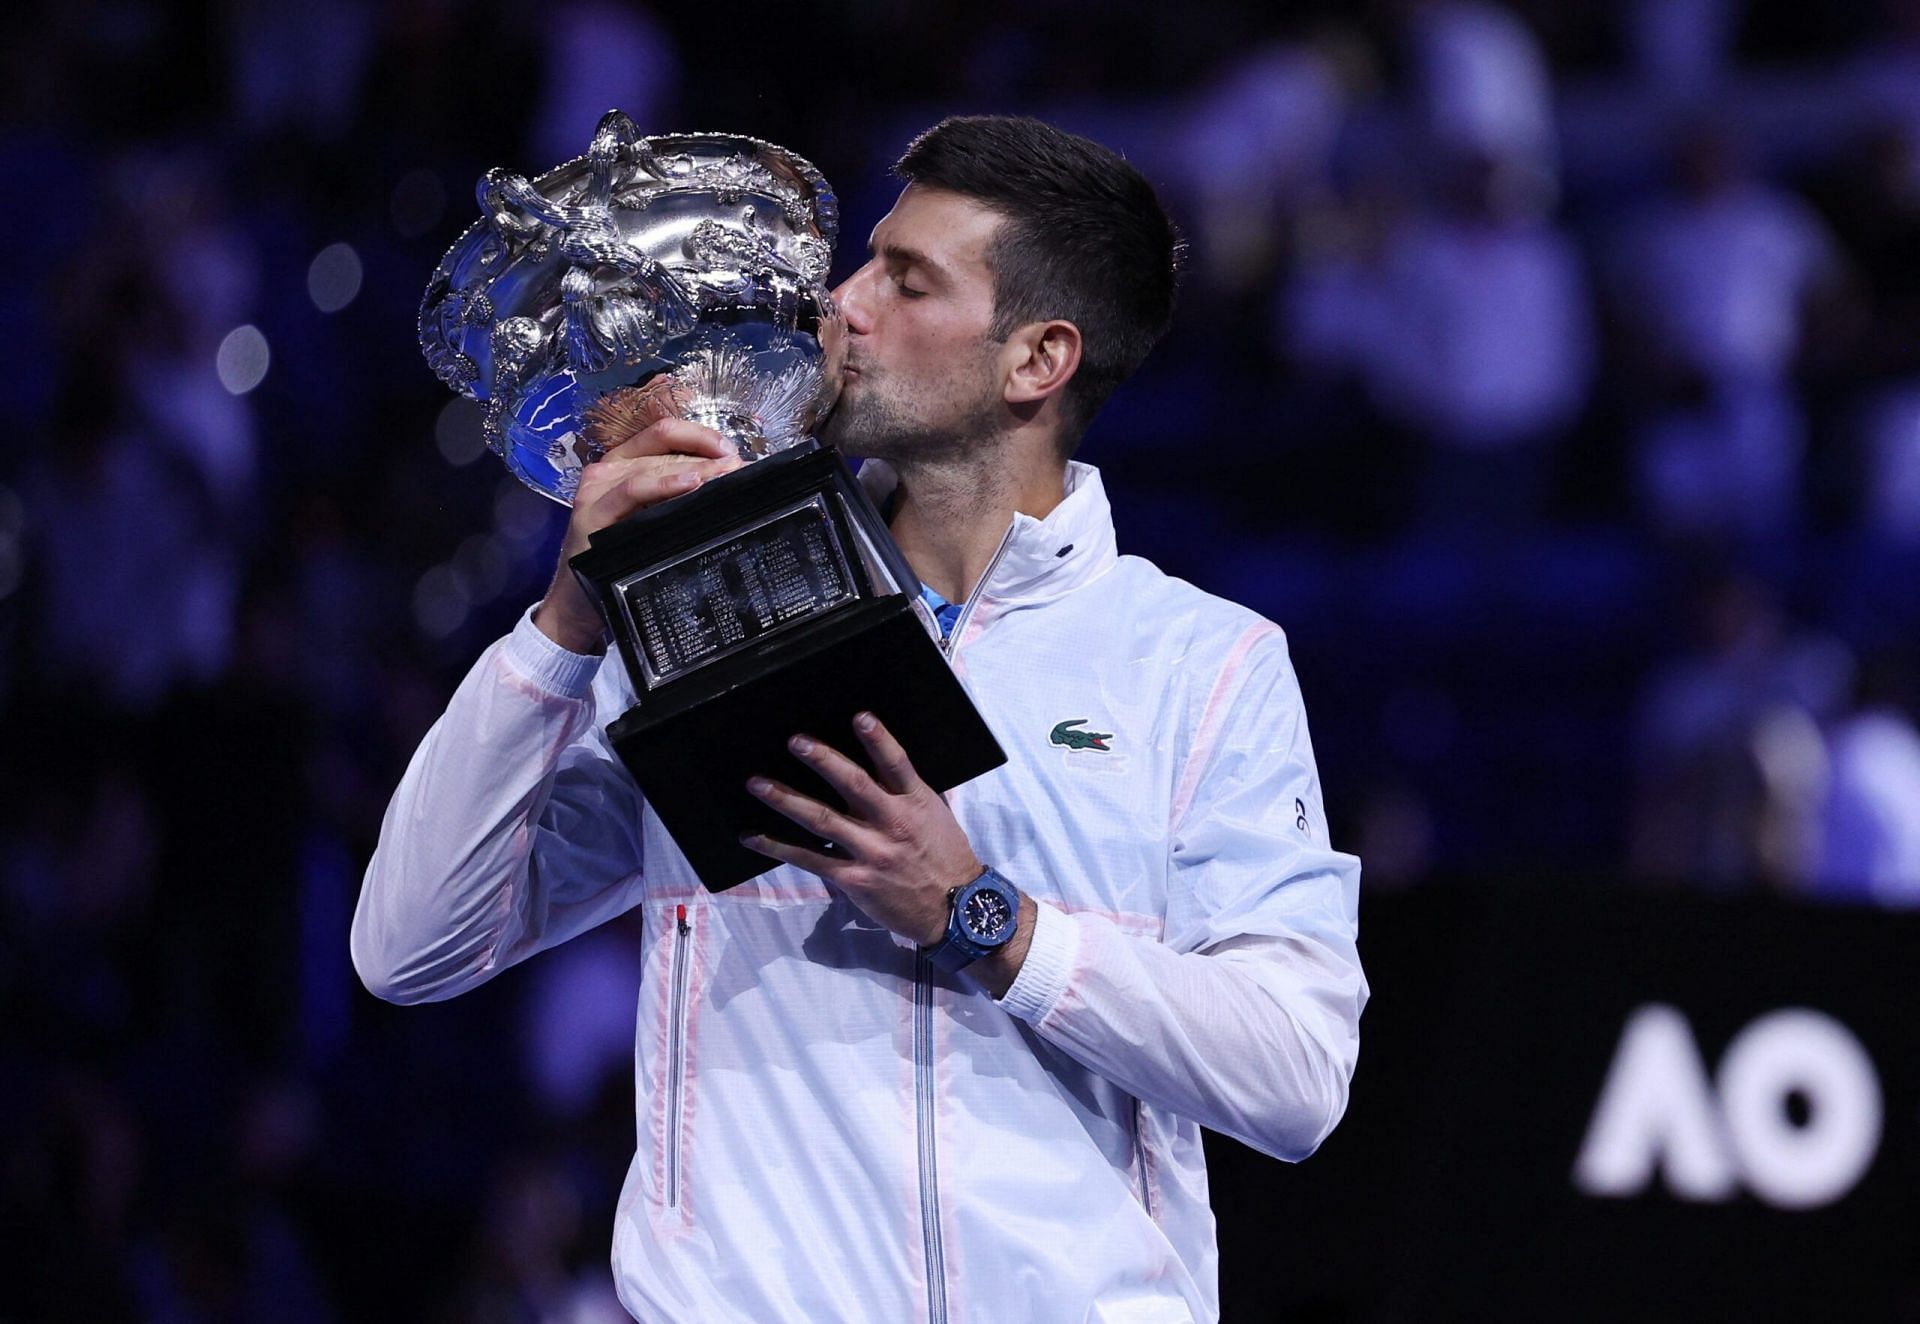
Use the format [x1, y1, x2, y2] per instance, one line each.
[1000, 319, 1082, 407]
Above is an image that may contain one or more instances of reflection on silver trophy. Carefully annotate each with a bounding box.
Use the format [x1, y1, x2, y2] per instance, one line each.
[418, 109, 847, 504]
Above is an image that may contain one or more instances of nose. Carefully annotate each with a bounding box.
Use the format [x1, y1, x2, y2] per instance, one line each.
[833, 261, 876, 335]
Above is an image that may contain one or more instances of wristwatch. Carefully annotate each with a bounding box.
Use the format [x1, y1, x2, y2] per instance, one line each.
[924, 866, 1021, 973]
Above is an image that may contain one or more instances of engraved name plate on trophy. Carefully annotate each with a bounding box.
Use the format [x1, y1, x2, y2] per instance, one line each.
[617, 495, 860, 686]
[419, 111, 1004, 889]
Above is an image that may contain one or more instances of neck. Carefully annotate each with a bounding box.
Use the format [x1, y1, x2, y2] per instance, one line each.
[885, 447, 1066, 603]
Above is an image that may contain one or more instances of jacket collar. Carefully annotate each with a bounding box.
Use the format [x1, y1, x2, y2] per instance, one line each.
[857, 458, 1119, 605]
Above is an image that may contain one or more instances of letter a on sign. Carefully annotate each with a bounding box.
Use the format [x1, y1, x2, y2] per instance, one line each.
[1573, 1004, 1738, 1201]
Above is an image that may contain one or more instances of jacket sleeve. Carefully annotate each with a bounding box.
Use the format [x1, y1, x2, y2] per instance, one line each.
[351, 610, 651, 1005]
[995, 625, 1367, 1162]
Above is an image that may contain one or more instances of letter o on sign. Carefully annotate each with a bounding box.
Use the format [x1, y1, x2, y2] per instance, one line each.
[1717, 1008, 1882, 1209]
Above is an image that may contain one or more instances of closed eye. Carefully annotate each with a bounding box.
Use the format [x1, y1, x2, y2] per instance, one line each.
[874, 240, 943, 299]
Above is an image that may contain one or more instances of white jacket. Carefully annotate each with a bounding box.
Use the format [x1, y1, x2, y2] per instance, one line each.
[353, 461, 1367, 1323]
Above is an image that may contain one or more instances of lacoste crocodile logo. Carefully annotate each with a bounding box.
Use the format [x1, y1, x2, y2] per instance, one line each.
[1049, 718, 1113, 752]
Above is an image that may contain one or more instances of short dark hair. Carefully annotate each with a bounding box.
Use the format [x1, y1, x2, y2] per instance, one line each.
[894, 115, 1183, 453]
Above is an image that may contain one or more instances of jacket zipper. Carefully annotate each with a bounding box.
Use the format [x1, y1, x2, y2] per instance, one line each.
[914, 949, 947, 1324]
[666, 903, 692, 1209]
[912, 526, 1010, 1317]
[940, 526, 1014, 657]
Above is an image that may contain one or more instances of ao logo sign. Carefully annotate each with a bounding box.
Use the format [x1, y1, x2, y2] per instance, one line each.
[1574, 1005, 1881, 1210]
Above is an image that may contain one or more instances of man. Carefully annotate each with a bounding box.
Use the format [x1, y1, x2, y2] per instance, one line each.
[354, 115, 1365, 1322]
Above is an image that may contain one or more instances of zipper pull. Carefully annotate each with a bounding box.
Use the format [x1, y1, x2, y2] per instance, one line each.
[676, 903, 689, 935]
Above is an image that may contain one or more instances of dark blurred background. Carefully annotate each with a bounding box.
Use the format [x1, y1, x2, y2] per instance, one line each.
[6, 0, 1920, 1319]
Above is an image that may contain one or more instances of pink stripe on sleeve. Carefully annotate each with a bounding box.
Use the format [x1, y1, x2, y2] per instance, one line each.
[1167, 622, 1280, 831]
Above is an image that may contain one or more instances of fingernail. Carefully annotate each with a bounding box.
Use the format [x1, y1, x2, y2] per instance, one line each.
[677, 472, 702, 489]
[739, 832, 762, 849]
[747, 777, 771, 795]
[788, 734, 814, 755]
[854, 712, 877, 733]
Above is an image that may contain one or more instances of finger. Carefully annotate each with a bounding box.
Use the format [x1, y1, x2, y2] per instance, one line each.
[747, 775, 873, 852]
[586, 449, 730, 486]
[565, 455, 734, 557]
[739, 830, 842, 879]
[576, 450, 691, 500]
[607, 417, 735, 461]
[615, 456, 734, 507]
[786, 733, 889, 818]
[852, 712, 920, 796]
[578, 454, 729, 521]
[574, 472, 691, 538]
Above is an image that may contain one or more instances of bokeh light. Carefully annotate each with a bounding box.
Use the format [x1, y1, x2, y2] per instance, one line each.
[391, 168, 448, 238]
[435, 396, 487, 466]
[306, 242, 363, 313]
[412, 563, 469, 638]
[215, 324, 270, 394]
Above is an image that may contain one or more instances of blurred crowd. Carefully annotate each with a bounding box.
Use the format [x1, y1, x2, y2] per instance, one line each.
[4, 0, 1919, 1317]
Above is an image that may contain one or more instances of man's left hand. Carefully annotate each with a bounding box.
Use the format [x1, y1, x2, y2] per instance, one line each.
[742, 712, 980, 948]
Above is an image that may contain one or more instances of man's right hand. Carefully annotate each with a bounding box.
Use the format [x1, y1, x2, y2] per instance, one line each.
[532, 418, 742, 653]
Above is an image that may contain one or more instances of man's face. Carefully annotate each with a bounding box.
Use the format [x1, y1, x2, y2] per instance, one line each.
[820, 184, 1007, 463]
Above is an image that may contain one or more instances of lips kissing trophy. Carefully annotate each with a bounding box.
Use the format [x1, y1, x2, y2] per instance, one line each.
[419, 110, 1005, 889]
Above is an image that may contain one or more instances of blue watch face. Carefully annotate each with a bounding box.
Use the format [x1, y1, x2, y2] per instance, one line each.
[960, 886, 1013, 942]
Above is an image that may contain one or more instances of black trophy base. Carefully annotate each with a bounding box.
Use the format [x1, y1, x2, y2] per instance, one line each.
[607, 595, 1005, 891]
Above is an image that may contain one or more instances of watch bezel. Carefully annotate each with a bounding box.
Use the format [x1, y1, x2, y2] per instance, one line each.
[927, 867, 1020, 972]
[957, 880, 1016, 943]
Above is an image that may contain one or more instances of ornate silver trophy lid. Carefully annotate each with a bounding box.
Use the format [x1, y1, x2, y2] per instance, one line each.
[419, 110, 846, 504]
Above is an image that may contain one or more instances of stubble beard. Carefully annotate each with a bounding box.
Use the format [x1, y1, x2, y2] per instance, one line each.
[820, 364, 1003, 474]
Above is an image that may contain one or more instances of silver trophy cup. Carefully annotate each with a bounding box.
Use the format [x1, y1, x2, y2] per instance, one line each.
[419, 109, 848, 502]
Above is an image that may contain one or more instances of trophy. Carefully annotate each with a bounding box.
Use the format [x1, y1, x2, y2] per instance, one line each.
[419, 111, 1005, 889]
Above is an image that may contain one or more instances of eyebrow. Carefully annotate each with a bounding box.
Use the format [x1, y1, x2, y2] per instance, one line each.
[875, 241, 952, 287]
